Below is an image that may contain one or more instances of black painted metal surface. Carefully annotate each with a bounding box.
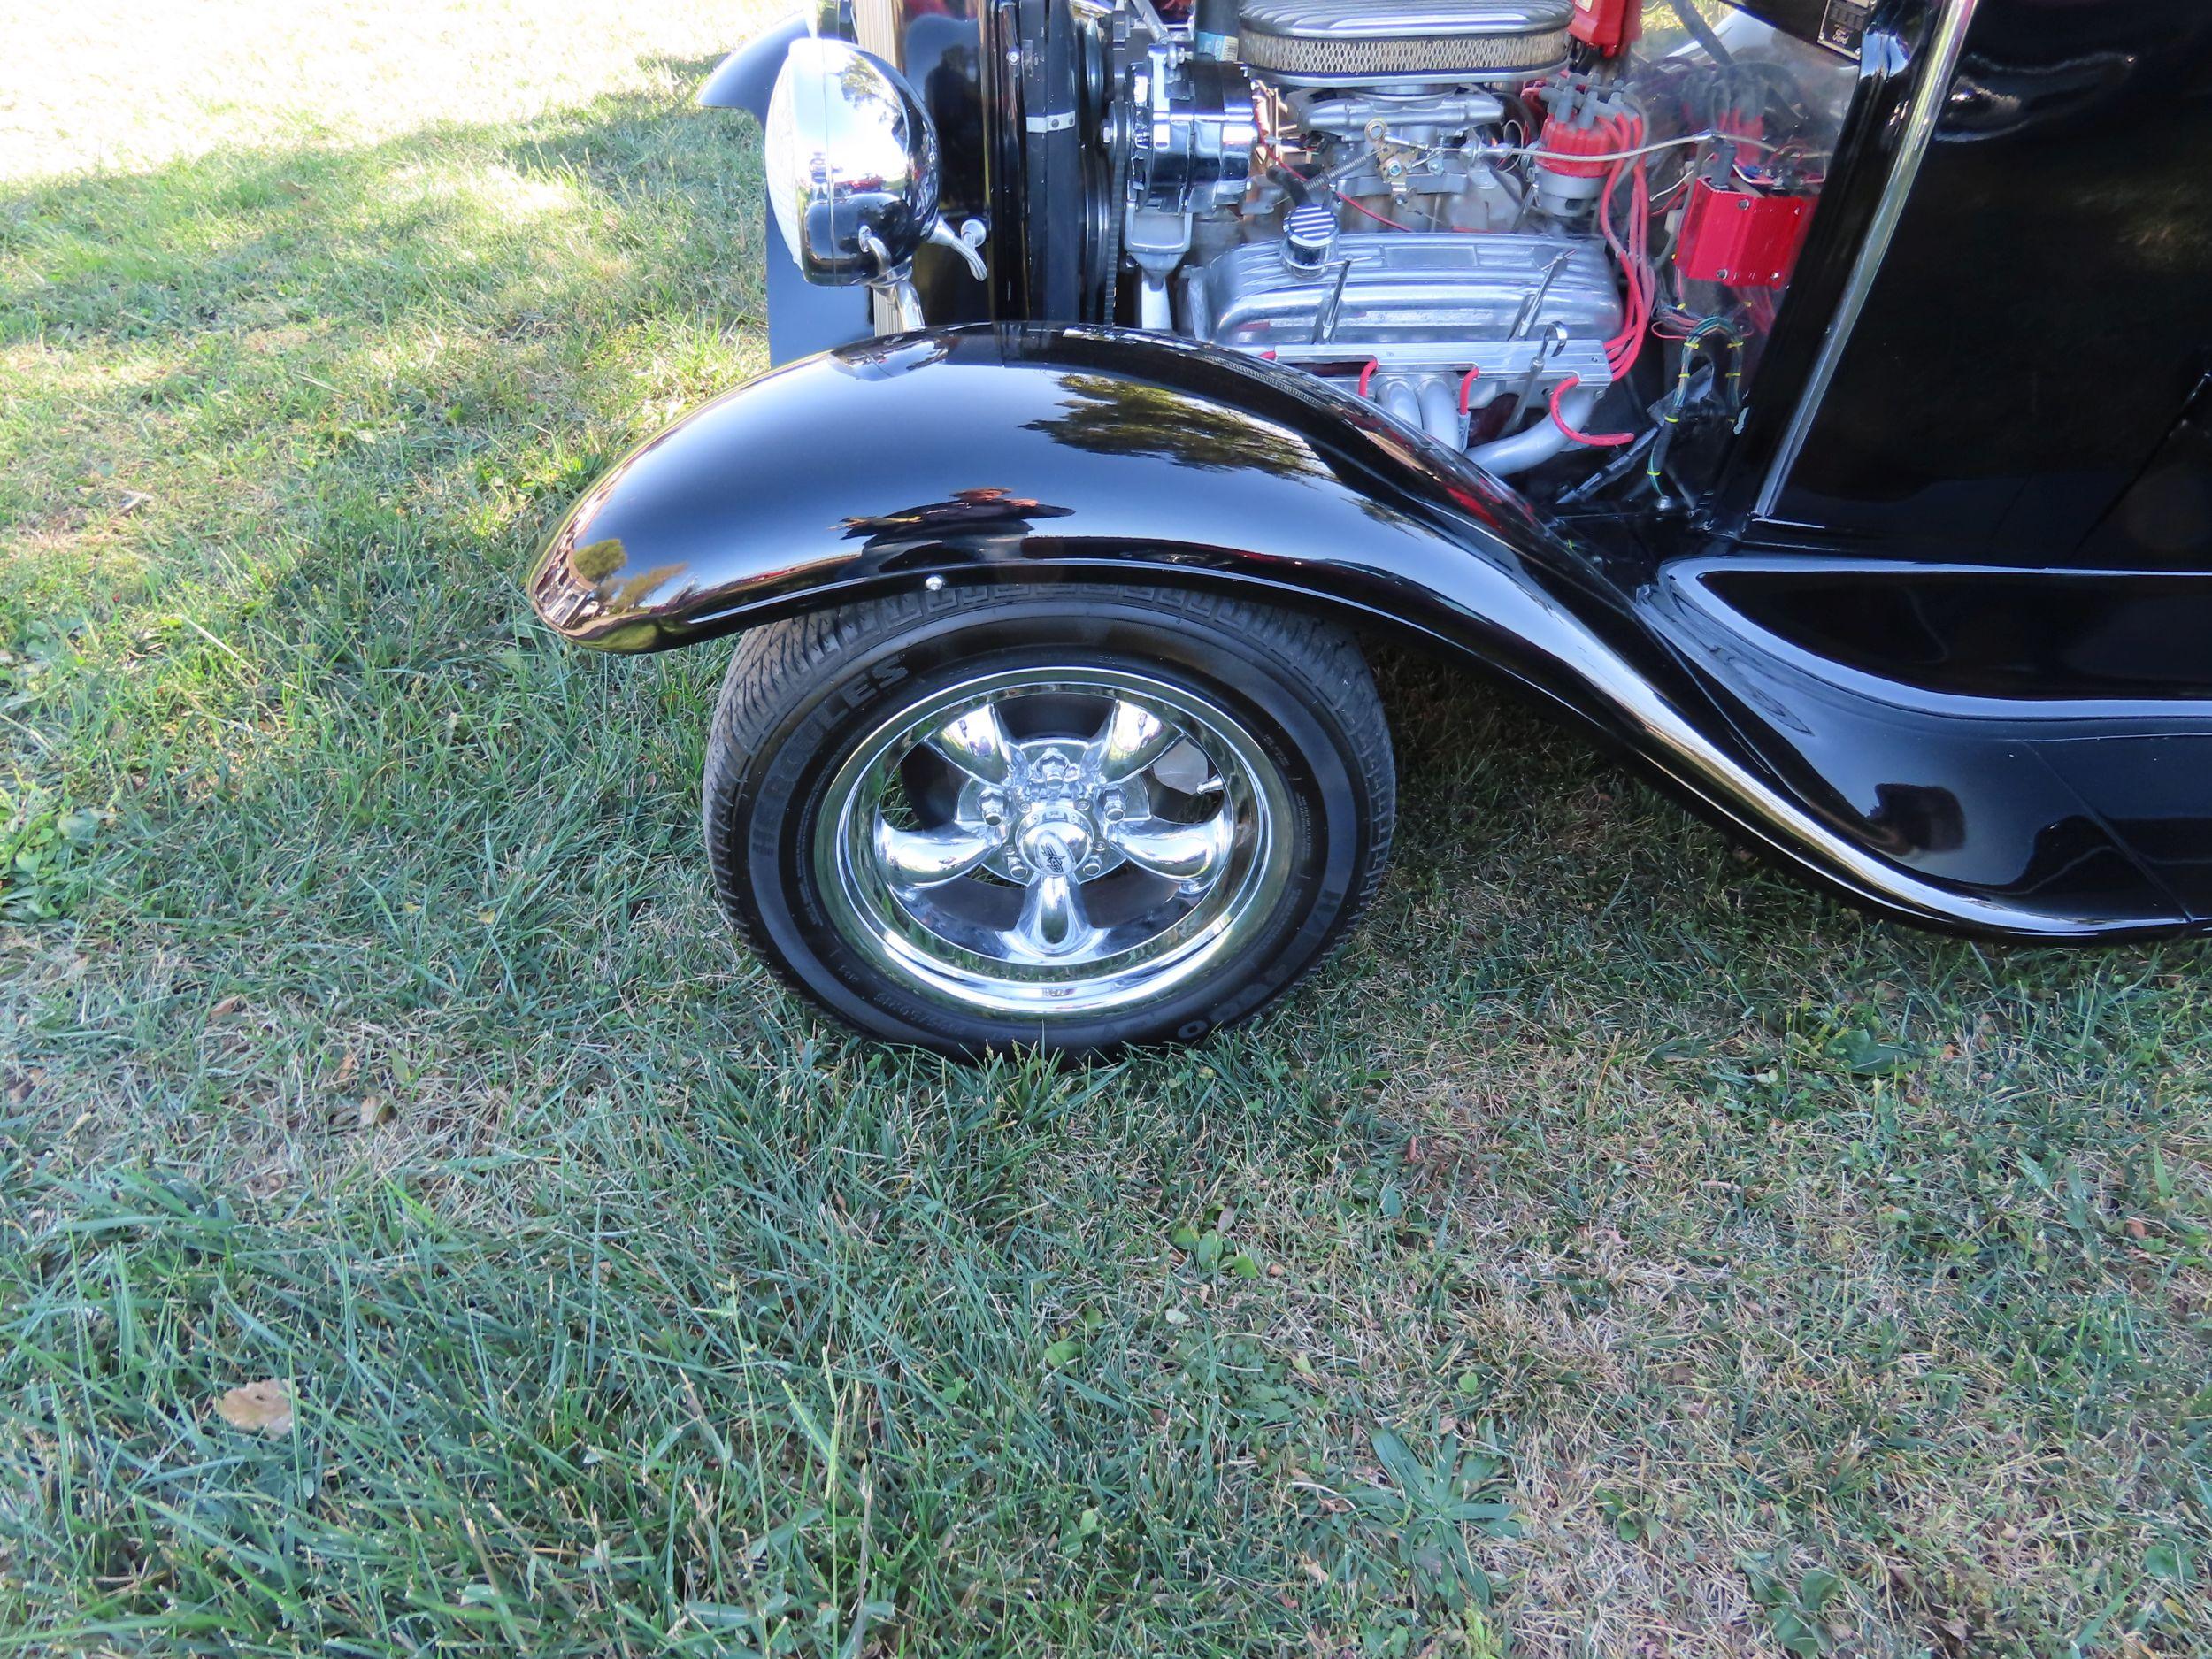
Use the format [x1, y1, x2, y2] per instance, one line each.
[1747, 0, 2212, 562]
[527, 326, 2212, 941]
[579, 0, 2212, 952]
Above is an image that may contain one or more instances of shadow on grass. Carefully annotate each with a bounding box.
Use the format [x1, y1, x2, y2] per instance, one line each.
[0, 56, 756, 558]
[0, 57, 775, 1029]
[3, 49, 2210, 1659]
[0, 36, 2198, 1194]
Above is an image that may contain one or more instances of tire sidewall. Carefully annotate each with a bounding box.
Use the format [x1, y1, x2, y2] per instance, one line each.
[713, 592, 1378, 1052]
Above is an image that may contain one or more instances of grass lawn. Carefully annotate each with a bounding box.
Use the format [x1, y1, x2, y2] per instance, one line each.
[3, 2, 2208, 1653]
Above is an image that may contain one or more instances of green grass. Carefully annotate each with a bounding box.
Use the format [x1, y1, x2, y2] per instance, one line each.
[3, 4, 2208, 1654]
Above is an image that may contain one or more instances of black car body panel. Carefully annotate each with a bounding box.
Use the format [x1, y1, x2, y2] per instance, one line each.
[531, 0, 2212, 948]
[696, 14, 804, 119]
[528, 324, 2212, 941]
[1741, 0, 2212, 563]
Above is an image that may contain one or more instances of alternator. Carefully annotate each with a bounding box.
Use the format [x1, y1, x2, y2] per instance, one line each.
[1127, 48, 1257, 215]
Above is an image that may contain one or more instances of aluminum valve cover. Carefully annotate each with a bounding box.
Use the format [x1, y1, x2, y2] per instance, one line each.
[1237, 0, 1573, 84]
[1201, 232, 1623, 382]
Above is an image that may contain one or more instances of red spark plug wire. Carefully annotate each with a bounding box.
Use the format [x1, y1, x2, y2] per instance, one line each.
[1548, 373, 1634, 446]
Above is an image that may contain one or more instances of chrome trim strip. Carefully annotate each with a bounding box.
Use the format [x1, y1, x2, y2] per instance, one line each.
[1755, 0, 1981, 520]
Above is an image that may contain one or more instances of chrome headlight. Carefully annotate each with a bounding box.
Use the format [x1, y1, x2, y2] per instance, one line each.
[764, 36, 943, 286]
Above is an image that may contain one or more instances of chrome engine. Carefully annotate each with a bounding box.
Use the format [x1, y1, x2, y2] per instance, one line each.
[757, 0, 1847, 495]
[1118, 0, 1624, 471]
[1236, 0, 1573, 84]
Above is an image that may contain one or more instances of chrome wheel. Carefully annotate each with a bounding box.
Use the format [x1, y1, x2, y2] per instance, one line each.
[816, 666, 1294, 1018]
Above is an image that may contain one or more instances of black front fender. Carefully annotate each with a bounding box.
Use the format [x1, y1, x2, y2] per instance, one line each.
[528, 324, 1606, 664]
[524, 323, 2207, 941]
[697, 12, 808, 120]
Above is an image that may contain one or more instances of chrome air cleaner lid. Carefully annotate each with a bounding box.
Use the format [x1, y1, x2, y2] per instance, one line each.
[1236, 0, 1573, 84]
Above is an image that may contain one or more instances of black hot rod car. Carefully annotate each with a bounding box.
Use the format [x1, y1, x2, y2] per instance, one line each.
[526, 0, 2212, 1054]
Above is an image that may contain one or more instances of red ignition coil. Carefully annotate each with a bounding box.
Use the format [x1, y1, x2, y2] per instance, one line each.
[1675, 178, 1816, 288]
[1569, 0, 1640, 57]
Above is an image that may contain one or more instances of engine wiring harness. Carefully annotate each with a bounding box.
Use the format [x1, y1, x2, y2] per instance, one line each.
[1302, 48, 1828, 493]
[1112, 0, 1844, 502]
[1532, 22, 1829, 500]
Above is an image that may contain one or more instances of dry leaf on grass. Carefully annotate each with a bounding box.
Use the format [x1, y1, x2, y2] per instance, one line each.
[209, 995, 244, 1018]
[216, 1379, 295, 1437]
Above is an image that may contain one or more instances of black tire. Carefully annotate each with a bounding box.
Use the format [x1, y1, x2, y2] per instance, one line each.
[702, 582, 1395, 1056]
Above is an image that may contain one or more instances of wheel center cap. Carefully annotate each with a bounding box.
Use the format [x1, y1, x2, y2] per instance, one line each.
[1017, 812, 1092, 875]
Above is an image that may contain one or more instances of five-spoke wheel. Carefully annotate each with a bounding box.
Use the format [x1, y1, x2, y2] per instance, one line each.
[819, 669, 1292, 1016]
[703, 584, 1394, 1055]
